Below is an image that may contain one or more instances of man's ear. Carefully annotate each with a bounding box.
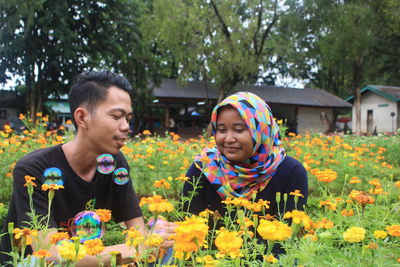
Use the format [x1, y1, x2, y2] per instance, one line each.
[74, 107, 90, 130]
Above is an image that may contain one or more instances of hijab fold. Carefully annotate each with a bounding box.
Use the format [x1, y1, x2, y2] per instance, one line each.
[194, 92, 286, 199]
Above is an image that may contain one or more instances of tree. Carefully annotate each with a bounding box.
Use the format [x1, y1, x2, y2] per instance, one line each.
[142, 0, 285, 100]
[0, 0, 151, 118]
[280, 0, 400, 134]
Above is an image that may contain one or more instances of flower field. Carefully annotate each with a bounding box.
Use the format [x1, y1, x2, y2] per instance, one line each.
[0, 116, 399, 266]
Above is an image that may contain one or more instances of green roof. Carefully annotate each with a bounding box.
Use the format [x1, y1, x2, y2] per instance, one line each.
[345, 85, 400, 103]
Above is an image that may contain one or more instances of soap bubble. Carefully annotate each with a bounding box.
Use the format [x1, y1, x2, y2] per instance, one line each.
[113, 168, 129, 185]
[72, 211, 103, 242]
[96, 154, 116, 174]
[42, 167, 64, 186]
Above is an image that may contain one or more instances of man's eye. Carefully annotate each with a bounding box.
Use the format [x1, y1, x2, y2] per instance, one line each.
[112, 115, 120, 120]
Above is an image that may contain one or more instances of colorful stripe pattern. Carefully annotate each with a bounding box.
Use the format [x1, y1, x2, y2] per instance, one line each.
[194, 91, 286, 199]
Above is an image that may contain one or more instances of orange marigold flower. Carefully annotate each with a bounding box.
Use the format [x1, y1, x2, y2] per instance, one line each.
[341, 209, 354, 217]
[314, 169, 337, 183]
[13, 228, 38, 245]
[290, 190, 304, 198]
[33, 249, 52, 259]
[95, 209, 112, 222]
[369, 187, 384, 195]
[154, 179, 171, 190]
[386, 225, 400, 237]
[319, 200, 337, 211]
[49, 232, 70, 244]
[367, 241, 378, 249]
[314, 218, 334, 229]
[24, 175, 37, 187]
[368, 178, 381, 187]
[349, 176, 362, 184]
[394, 181, 400, 189]
[41, 184, 64, 191]
[142, 130, 152, 135]
[84, 238, 105, 256]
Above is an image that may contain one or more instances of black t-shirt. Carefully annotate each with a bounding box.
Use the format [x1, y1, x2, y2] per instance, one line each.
[183, 156, 308, 256]
[0, 144, 142, 264]
[183, 156, 308, 217]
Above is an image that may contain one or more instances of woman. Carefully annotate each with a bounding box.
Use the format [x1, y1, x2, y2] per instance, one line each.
[183, 91, 308, 223]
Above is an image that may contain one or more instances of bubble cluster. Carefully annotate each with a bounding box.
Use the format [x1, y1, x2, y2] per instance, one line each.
[72, 211, 103, 242]
[96, 154, 116, 174]
[42, 167, 64, 185]
[113, 168, 129, 185]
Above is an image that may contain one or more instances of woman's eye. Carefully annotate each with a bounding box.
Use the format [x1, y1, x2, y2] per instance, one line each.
[217, 128, 226, 133]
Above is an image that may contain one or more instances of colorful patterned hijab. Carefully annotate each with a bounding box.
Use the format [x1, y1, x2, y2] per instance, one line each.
[194, 92, 286, 199]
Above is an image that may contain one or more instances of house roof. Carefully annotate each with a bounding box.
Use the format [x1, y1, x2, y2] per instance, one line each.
[345, 85, 400, 103]
[152, 79, 352, 108]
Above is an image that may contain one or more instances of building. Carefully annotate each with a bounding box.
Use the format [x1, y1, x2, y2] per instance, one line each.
[346, 85, 400, 134]
[152, 79, 352, 134]
[0, 90, 25, 129]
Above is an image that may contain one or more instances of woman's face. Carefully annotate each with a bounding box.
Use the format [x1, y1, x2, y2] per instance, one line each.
[215, 106, 253, 163]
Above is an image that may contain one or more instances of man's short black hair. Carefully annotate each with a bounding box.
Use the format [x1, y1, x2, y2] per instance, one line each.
[69, 71, 133, 128]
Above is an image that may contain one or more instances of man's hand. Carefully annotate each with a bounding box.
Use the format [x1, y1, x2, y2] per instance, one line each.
[153, 220, 177, 248]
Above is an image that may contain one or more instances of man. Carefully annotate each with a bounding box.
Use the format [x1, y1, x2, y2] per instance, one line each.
[0, 71, 173, 265]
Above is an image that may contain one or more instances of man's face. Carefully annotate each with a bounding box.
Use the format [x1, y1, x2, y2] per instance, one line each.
[86, 86, 132, 155]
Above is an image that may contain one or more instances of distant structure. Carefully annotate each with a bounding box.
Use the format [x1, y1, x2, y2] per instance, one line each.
[346, 85, 400, 134]
[152, 79, 352, 134]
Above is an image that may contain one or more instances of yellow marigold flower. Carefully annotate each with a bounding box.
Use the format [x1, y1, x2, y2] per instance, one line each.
[199, 209, 214, 218]
[196, 255, 218, 266]
[42, 116, 49, 122]
[349, 176, 362, 184]
[215, 228, 243, 257]
[140, 195, 174, 213]
[19, 113, 26, 120]
[343, 227, 366, 242]
[24, 175, 37, 187]
[170, 216, 209, 259]
[83, 238, 105, 256]
[143, 130, 152, 135]
[36, 112, 42, 117]
[289, 190, 304, 198]
[95, 209, 111, 222]
[13, 228, 38, 245]
[257, 219, 292, 241]
[145, 233, 164, 247]
[32, 249, 52, 259]
[41, 184, 64, 191]
[265, 254, 278, 263]
[57, 240, 86, 261]
[341, 209, 354, 217]
[154, 179, 171, 189]
[386, 225, 400, 237]
[283, 210, 313, 230]
[49, 232, 70, 244]
[314, 218, 334, 229]
[373, 230, 387, 239]
[123, 227, 145, 247]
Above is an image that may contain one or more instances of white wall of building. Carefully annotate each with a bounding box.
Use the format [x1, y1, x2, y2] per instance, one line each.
[351, 92, 398, 133]
[297, 107, 333, 133]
